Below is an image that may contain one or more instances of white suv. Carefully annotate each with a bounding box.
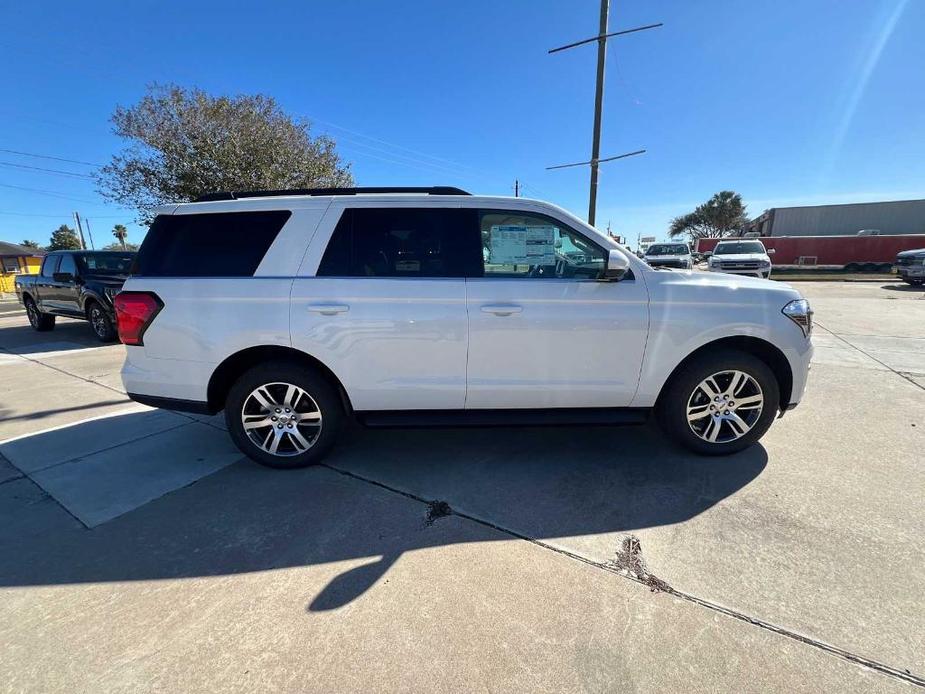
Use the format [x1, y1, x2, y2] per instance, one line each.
[115, 187, 813, 468]
[707, 239, 774, 278]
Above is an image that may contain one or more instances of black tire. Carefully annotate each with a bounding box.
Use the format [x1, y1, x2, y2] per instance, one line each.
[24, 296, 55, 332]
[87, 301, 118, 342]
[225, 360, 343, 469]
[656, 349, 780, 456]
[844, 263, 860, 272]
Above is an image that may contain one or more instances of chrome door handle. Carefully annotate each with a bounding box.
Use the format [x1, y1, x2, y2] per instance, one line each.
[480, 304, 523, 316]
[307, 304, 349, 315]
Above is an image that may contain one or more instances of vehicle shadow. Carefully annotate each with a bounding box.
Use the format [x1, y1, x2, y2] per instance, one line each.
[0, 317, 108, 353]
[0, 412, 767, 612]
[882, 283, 924, 293]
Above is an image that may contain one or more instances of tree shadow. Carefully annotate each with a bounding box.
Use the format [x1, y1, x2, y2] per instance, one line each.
[0, 412, 767, 612]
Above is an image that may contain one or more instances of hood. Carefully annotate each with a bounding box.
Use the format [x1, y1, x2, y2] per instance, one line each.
[896, 248, 925, 258]
[646, 253, 691, 260]
[649, 267, 799, 299]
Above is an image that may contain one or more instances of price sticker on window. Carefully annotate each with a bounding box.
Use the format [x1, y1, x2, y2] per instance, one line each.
[489, 225, 557, 265]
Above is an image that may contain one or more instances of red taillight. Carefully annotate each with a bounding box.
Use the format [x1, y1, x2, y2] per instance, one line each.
[113, 292, 162, 346]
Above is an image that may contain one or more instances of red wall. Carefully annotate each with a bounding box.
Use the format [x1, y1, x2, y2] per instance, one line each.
[695, 235, 924, 266]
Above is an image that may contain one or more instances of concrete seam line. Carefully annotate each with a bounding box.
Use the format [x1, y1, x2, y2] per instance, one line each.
[322, 463, 925, 689]
[815, 321, 925, 392]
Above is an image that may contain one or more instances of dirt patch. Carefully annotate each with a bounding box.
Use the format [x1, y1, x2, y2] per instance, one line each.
[424, 500, 452, 526]
[607, 535, 672, 593]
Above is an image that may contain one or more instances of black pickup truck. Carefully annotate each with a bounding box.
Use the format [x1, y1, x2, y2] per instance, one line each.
[15, 250, 136, 342]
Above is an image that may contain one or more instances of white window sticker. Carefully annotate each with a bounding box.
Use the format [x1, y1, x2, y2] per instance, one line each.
[489, 225, 557, 265]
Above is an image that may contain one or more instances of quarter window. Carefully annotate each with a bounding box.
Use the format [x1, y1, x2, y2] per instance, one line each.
[317, 208, 482, 278]
[135, 211, 292, 277]
[479, 211, 605, 279]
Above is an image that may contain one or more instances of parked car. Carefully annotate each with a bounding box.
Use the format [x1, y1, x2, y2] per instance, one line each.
[116, 187, 813, 468]
[644, 242, 693, 269]
[707, 240, 774, 278]
[894, 248, 925, 286]
[15, 250, 136, 342]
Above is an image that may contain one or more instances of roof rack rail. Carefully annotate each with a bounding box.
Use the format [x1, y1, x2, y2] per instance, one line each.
[193, 186, 470, 202]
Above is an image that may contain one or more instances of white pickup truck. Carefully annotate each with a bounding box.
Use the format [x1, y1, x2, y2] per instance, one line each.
[115, 187, 813, 468]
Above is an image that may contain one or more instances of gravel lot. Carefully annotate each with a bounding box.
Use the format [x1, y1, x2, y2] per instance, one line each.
[1, 280, 923, 693]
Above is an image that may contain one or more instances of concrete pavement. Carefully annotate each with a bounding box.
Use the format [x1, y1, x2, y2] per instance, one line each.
[0, 282, 923, 692]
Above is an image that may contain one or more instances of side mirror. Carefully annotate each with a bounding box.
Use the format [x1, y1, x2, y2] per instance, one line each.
[53, 272, 74, 283]
[767, 248, 776, 255]
[703, 251, 712, 259]
[603, 248, 630, 281]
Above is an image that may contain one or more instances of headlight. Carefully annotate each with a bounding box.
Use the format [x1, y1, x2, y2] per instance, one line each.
[782, 299, 813, 337]
[760, 260, 771, 268]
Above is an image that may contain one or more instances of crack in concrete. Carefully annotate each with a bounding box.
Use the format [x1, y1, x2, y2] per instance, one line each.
[322, 463, 925, 689]
[815, 322, 925, 392]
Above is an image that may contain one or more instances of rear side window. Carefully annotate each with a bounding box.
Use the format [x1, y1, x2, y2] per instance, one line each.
[135, 211, 292, 277]
[40, 255, 59, 277]
[317, 208, 482, 278]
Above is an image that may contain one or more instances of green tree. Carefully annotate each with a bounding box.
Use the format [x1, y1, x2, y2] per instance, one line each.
[668, 191, 749, 240]
[20, 239, 43, 250]
[102, 241, 139, 251]
[96, 84, 354, 222]
[47, 225, 82, 251]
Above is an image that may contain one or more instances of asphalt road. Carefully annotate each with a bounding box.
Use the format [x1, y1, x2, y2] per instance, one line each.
[1, 281, 923, 693]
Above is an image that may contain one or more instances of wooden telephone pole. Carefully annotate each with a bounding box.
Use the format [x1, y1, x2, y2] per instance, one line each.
[547, 2, 661, 226]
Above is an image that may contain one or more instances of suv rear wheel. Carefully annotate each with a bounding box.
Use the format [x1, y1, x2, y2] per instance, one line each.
[225, 361, 343, 469]
[24, 296, 55, 332]
[657, 349, 779, 456]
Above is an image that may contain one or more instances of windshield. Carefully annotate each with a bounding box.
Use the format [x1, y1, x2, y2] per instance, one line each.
[713, 241, 766, 255]
[75, 253, 135, 274]
[646, 244, 689, 255]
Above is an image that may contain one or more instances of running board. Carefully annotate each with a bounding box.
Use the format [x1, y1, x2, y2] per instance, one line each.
[356, 408, 650, 429]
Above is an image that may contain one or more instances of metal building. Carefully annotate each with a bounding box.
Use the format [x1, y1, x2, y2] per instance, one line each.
[746, 198, 925, 237]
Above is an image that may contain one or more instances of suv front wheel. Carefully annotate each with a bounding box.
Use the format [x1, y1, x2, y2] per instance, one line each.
[225, 361, 343, 469]
[657, 349, 779, 456]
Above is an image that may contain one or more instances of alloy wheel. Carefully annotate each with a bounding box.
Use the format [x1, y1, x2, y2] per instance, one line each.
[240, 382, 323, 457]
[686, 370, 764, 444]
[90, 306, 107, 337]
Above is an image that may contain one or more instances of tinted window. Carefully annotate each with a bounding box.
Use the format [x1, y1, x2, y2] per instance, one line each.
[479, 210, 605, 280]
[317, 208, 481, 278]
[646, 244, 688, 255]
[57, 254, 77, 276]
[77, 253, 135, 274]
[714, 241, 766, 255]
[135, 211, 292, 277]
[40, 255, 59, 277]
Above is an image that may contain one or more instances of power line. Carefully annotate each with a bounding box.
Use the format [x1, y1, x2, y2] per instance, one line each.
[0, 147, 103, 167]
[0, 181, 102, 204]
[0, 160, 95, 179]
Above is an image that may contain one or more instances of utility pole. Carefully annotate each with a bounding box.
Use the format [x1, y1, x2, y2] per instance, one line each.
[84, 218, 95, 250]
[73, 212, 87, 250]
[547, 3, 662, 227]
[514, 179, 520, 197]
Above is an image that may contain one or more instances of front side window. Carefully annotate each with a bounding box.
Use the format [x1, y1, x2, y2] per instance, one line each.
[41, 255, 59, 277]
[57, 254, 77, 277]
[317, 208, 482, 278]
[479, 211, 605, 279]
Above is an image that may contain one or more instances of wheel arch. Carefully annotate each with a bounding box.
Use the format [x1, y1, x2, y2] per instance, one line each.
[656, 336, 793, 412]
[207, 345, 353, 415]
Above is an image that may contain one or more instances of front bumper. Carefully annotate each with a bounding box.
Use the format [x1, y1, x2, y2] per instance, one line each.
[708, 266, 771, 279]
[895, 265, 925, 279]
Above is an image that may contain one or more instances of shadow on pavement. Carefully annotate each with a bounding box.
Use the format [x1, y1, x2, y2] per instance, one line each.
[0, 413, 767, 611]
[0, 317, 108, 353]
[882, 283, 924, 293]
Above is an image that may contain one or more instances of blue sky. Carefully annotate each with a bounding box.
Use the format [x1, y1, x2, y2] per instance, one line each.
[1, 0, 922, 248]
